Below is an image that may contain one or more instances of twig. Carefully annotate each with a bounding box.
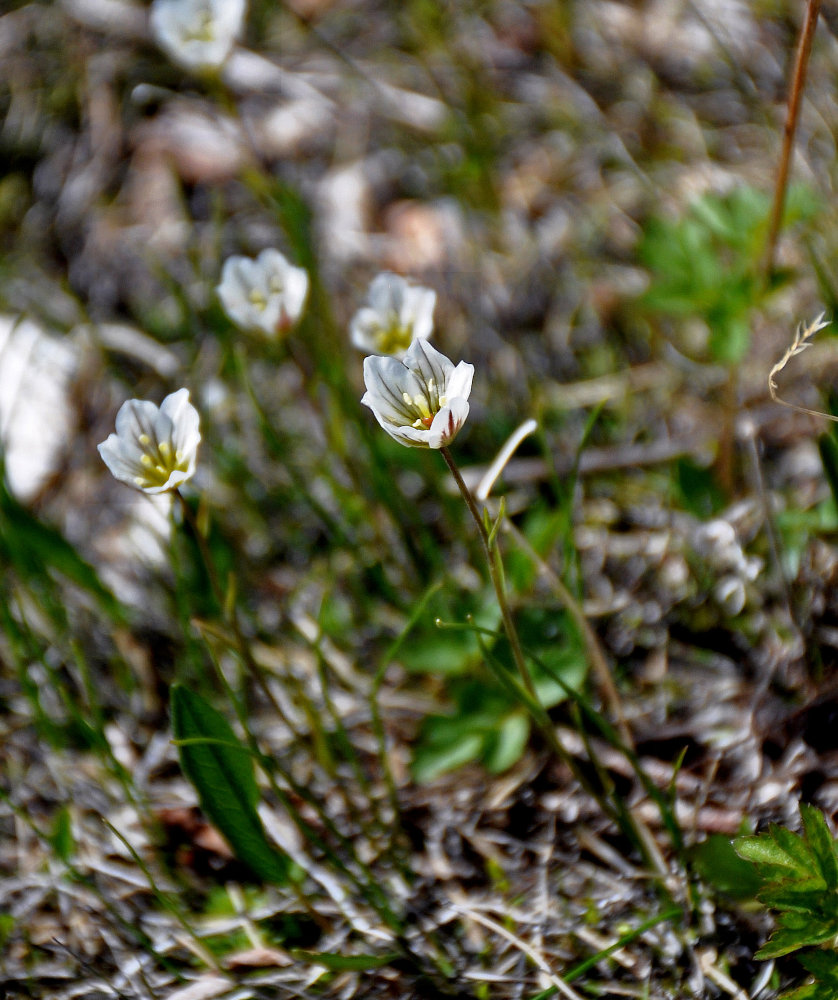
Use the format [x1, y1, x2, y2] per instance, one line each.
[763, 0, 822, 277]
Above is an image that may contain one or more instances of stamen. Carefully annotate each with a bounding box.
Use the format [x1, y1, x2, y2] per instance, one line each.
[248, 289, 267, 311]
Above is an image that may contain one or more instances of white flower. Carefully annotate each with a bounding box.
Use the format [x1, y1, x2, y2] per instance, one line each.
[150, 0, 246, 73]
[216, 249, 309, 338]
[350, 272, 436, 358]
[98, 389, 201, 494]
[362, 339, 473, 449]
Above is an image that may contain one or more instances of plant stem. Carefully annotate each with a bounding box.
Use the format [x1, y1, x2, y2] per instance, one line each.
[763, 0, 821, 278]
[501, 519, 633, 748]
[440, 446, 538, 700]
[173, 490, 302, 738]
[440, 451, 669, 880]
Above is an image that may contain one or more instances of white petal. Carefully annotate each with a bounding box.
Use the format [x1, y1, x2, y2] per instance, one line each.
[401, 286, 436, 342]
[445, 361, 474, 402]
[362, 355, 423, 424]
[349, 308, 382, 353]
[114, 398, 166, 448]
[256, 247, 290, 276]
[427, 398, 469, 449]
[161, 388, 201, 464]
[404, 338, 453, 392]
[97, 436, 145, 484]
[366, 406, 432, 448]
[281, 266, 309, 326]
[217, 256, 259, 328]
[367, 272, 404, 313]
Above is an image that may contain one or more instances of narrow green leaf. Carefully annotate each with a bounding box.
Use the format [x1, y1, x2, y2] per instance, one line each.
[0, 479, 124, 621]
[801, 803, 838, 890]
[48, 805, 74, 864]
[290, 950, 400, 972]
[818, 433, 838, 511]
[171, 684, 290, 884]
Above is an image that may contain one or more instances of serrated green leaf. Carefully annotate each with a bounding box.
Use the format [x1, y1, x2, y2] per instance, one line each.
[756, 913, 838, 959]
[760, 881, 830, 914]
[171, 684, 290, 884]
[798, 948, 838, 983]
[801, 803, 838, 890]
[780, 979, 821, 1000]
[735, 826, 818, 880]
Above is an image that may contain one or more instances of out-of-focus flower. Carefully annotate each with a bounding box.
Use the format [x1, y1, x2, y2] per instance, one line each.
[217, 249, 309, 338]
[362, 339, 473, 449]
[350, 272, 436, 358]
[150, 0, 246, 73]
[714, 575, 747, 617]
[98, 389, 200, 494]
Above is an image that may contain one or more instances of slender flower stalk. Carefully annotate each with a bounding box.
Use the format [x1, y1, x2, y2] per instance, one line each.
[439, 447, 538, 700]
[172, 490, 304, 741]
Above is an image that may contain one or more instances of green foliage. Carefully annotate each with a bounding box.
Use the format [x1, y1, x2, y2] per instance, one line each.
[48, 805, 75, 865]
[170, 684, 291, 885]
[0, 474, 124, 623]
[412, 608, 587, 781]
[412, 682, 530, 782]
[690, 833, 762, 901]
[735, 804, 838, 996]
[818, 432, 838, 512]
[639, 184, 819, 364]
[673, 457, 726, 520]
[0, 914, 15, 952]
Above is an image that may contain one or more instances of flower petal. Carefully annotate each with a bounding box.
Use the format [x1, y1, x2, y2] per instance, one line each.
[362, 355, 425, 424]
[401, 286, 436, 342]
[403, 339, 453, 396]
[427, 398, 469, 448]
[445, 361, 474, 402]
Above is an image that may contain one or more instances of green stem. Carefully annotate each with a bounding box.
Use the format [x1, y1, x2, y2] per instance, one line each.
[440, 446, 538, 700]
[173, 490, 302, 739]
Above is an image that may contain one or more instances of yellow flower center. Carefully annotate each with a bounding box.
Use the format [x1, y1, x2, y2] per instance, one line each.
[249, 289, 268, 312]
[135, 435, 189, 488]
[405, 378, 446, 430]
[374, 320, 414, 356]
[187, 11, 216, 43]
